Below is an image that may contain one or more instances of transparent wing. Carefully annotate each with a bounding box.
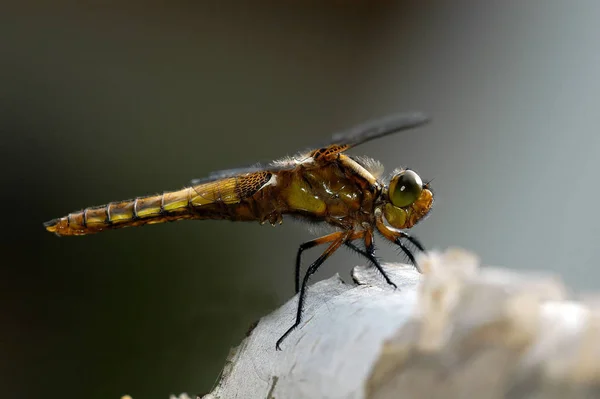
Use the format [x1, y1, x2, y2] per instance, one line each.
[328, 112, 429, 148]
[189, 162, 294, 186]
[190, 112, 429, 185]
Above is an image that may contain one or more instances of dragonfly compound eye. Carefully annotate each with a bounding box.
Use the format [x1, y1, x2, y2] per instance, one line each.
[389, 169, 423, 208]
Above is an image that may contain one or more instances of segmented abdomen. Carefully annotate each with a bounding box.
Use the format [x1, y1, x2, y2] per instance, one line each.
[44, 172, 274, 236]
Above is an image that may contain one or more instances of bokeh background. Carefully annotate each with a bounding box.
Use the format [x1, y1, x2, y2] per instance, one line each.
[2, 2, 600, 398]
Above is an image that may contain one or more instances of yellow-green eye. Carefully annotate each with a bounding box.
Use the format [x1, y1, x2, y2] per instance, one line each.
[389, 170, 423, 208]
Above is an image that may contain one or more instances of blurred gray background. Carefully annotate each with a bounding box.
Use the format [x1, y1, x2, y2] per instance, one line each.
[2, 2, 599, 398]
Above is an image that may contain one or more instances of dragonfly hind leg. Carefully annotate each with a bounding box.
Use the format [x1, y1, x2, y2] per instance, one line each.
[294, 230, 365, 293]
[277, 230, 354, 350]
[294, 240, 321, 294]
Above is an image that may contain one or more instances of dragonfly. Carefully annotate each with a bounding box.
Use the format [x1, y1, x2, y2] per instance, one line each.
[44, 112, 434, 350]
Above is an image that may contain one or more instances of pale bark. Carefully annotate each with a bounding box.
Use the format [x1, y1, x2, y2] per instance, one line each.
[202, 248, 600, 399]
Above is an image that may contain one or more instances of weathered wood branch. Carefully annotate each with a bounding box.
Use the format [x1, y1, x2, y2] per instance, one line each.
[201, 248, 600, 399]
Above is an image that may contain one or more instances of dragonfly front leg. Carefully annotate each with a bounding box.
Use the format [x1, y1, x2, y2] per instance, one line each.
[375, 212, 426, 273]
[394, 233, 424, 271]
[345, 231, 397, 289]
[277, 230, 354, 350]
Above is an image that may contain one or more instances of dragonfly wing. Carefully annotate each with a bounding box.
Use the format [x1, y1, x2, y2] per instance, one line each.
[190, 166, 262, 186]
[190, 112, 428, 185]
[329, 112, 429, 148]
[190, 170, 274, 205]
[189, 162, 294, 186]
[306, 112, 429, 163]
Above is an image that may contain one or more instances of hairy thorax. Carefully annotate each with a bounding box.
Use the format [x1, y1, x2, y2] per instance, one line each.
[277, 163, 378, 229]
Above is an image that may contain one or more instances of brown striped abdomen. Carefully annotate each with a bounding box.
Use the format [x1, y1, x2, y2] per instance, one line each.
[44, 172, 275, 236]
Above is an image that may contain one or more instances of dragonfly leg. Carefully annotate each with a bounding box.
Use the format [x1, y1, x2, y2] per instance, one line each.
[394, 233, 422, 272]
[345, 240, 397, 289]
[294, 240, 320, 294]
[375, 214, 426, 273]
[277, 231, 352, 351]
[294, 231, 365, 293]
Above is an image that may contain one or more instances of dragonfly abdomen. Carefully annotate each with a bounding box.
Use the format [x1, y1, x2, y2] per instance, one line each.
[44, 187, 199, 236]
[44, 172, 277, 236]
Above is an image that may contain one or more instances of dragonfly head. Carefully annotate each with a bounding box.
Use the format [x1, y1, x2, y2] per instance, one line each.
[382, 169, 434, 229]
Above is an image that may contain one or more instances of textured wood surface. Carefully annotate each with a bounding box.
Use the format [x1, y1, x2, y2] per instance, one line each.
[202, 249, 600, 399]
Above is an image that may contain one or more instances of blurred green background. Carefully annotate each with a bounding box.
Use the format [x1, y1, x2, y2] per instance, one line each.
[2, 2, 600, 398]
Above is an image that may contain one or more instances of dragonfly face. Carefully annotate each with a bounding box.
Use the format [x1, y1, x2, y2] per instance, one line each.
[380, 169, 434, 230]
[44, 112, 434, 350]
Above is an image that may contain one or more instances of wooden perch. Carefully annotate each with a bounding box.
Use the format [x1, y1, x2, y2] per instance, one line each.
[201, 248, 600, 399]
